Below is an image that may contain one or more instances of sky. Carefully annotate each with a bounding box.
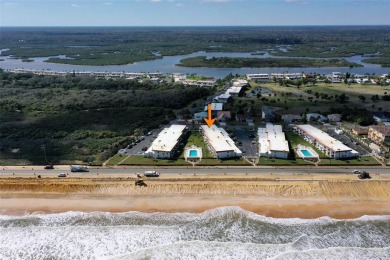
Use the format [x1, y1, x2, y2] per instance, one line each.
[1, 0, 390, 26]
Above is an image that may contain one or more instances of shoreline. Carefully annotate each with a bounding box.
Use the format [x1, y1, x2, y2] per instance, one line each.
[1, 173, 390, 219]
[2, 194, 390, 219]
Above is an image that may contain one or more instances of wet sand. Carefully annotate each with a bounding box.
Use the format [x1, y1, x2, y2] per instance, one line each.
[1, 173, 390, 219]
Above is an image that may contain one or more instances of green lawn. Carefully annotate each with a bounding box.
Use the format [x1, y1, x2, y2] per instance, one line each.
[286, 131, 324, 156]
[197, 158, 251, 166]
[317, 156, 380, 166]
[120, 156, 190, 166]
[105, 154, 126, 166]
[258, 157, 312, 166]
[183, 132, 213, 158]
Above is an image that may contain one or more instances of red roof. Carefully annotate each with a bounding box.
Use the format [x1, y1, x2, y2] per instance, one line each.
[217, 111, 231, 120]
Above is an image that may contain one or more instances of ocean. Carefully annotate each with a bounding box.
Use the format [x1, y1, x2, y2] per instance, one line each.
[0, 207, 389, 260]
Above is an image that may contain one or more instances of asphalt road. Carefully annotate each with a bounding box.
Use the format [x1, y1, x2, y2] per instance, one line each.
[2, 167, 389, 176]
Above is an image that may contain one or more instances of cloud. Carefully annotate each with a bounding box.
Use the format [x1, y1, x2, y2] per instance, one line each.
[285, 0, 309, 4]
[176, 3, 184, 6]
[201, 0, 230, 3]
[104, 2, 112, 5]
[151, 0, 162, 2]
[71, 3, 80, 7]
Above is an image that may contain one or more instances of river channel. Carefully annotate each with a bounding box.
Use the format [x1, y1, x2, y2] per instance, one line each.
[1, 49, 389, 78]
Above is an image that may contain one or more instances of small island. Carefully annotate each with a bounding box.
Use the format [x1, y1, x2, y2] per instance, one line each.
[178, 56, 363, 68]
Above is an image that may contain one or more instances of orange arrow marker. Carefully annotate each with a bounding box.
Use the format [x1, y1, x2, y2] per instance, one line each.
[204, 103, 216, 128]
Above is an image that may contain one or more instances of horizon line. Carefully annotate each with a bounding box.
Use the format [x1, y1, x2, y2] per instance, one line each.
[1, 24, 390, 28]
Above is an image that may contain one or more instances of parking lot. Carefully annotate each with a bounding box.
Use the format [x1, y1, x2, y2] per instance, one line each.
[232, 126, 258, 159]
[121, 131, 159, 156]
[326, 129, 369, 155]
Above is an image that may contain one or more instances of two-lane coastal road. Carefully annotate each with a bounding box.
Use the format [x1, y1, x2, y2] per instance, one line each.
[1, 166, 389, 176]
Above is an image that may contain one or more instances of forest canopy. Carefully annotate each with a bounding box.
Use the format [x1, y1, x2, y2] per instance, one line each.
[0, 71, 211, 165]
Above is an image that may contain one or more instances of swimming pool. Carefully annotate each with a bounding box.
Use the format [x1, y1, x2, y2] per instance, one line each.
[301, 149, 313, 157]
[189, 150, 198, 157]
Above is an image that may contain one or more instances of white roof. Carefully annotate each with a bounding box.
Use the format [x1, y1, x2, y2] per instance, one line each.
[204, 103, 223, 111]
[233, 79, 248, 85]
[258, 128, 268, 155]
[201, 125, 242, 154]
[296, 125, 355, 152]
[226, 86, 242, 95]
[258, 123, 289, 153]
[147, 125, 186, 152]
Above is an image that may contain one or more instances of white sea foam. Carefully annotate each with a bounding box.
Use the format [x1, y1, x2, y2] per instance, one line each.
[111, 241, 390, 260]
[0, 225, 182, 260]
[1, 206, 389, 226]
[271, 247, 390, 260]
[1, 207, 389, 259]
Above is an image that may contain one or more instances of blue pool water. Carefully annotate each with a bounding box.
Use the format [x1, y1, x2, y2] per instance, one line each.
[301, 149, 313, 157]
[189, 150, 198, 157]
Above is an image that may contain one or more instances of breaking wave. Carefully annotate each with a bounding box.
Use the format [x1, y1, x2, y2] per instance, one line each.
[1, 207, 389, 259]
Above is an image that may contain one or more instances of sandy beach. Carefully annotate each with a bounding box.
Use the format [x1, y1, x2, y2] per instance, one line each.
[1, 172, 390, 219]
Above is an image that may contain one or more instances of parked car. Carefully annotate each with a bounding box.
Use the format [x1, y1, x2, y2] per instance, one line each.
[58, 173, 67, 177]
[44, 164, 54, 169]
[142, 146, 148, 151]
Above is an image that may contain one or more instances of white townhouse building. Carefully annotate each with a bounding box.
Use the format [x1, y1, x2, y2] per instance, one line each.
[258, 124, 289, 159]
[294, 124, 359, 159]
[144, 125, 187, 159]
[200, 125, 242, 159]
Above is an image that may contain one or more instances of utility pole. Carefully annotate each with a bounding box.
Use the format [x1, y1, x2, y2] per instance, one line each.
[41, 145, 47, 164]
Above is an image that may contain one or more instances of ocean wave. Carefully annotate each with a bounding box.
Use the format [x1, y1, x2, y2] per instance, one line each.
[2, 206, 390, 227]
[1, 206, 389, 259]
[111, 241, 390, 260]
